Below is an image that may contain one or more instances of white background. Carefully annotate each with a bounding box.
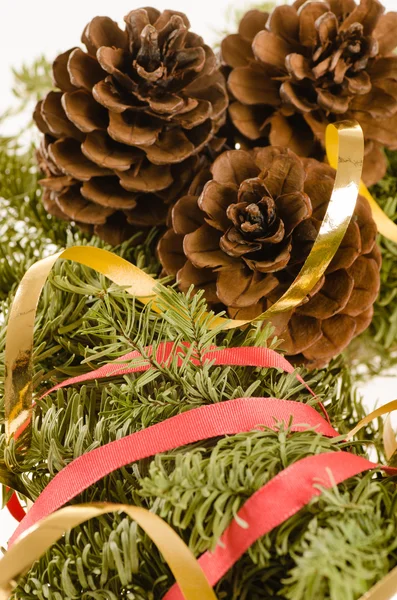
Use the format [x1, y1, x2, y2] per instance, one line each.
[0, 0, 397, 563]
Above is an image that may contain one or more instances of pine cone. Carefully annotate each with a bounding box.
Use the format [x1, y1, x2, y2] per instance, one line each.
[221, 0, 397, 186]
[158, 147, 381, 367]
[34, 8, 228, 244]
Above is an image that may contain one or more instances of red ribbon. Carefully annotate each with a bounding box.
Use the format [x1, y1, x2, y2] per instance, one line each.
[7, 343, 327, 522]
[9, 396, 338, 546]
[12, 343, 328, 442]
[164, 452, 377, 600]
[8, 342, 390, 600]
[5, 490, 26, 522]
[39, 343, 319, 403]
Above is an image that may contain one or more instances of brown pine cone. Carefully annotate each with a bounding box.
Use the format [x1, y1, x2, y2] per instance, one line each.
[221, 0, 397, 187]
[34, 8, 228, 244]
[158, 147, 381, 367]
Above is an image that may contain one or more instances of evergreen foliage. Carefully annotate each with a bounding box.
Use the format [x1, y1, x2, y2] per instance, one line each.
[4, 287, 396, 600]
[0, 56, 397, 600]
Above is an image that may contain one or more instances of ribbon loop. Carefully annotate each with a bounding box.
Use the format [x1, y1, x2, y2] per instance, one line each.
[0, 503, 217, 600]
[326, 123, 397, 243]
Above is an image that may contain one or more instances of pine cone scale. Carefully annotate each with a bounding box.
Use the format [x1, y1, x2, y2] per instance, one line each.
[229, 65, 282, 107]
[57, 187, 114, 224]
[282, 314, 323, 355]
[184, 224, 234, 270]
[92, 79, 136, 112]
[199, 180, 237, 232]
[303, 314, 357, 360]
[374, 11, 397, 53]
[68, 48, 105, 90]
[238, 9, 269, 42]
[107, 111, 161, 146]
[369, 56, 397, 80]
[350, 88, 397, 118]
[81, 131, 143, 170]
[216, 268, 279, 308]
[117, 162, 173, 192]
[49, 138, 112, 180]
[41, 92, 84, 140]
[82, 16, 129, 54]
[268, 5, 300, 44]
[253, 30, 293, 70]
[62, 90, 108, 133]
[52, 48, 79, 92]
[221, 34, 254, 69]
[297, 269, 354, 318]
[80, 178, 137, 208]
[339, 0, 385, 34]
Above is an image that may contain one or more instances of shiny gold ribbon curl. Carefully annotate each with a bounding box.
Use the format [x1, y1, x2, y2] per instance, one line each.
[326, 126, 397, 243]
[345, 398, 397, 467]
[359, 565, 397, 600]
[5, 120, 364, 440]
[348, 401, 397, 599]
[346, 400, 397, 451]
[0, 503, 217, 600]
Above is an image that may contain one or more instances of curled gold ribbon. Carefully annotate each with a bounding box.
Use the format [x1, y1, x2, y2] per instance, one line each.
[383, 415, 397, 461]
[4, 247, 160, 439]
[346, 400, 397, 468]
[0, 468, 28, 497]
[346, 400, 397, 445]
[358, 565, 397, 600]
[326, 125, 397, 243]
[0, 503, 217, 600]
[343, 405, 397, 600]
[4, 120, 364, 441]
[264, 120, 363, 314]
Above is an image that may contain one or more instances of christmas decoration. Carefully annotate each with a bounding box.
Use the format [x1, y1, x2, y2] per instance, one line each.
[159, 145, 380, 367]
[34, 8, 228, 244]
[2, 2, 397, 600]
[222, 0, 397, 186]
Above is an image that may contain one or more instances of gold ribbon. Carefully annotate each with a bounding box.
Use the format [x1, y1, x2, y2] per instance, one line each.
[4, 247, 160, 439]
[5, 120, 364, 440]
[383, 415, 397, 462]
[0, 503, 217, 600]
[326, 126, 397, 243]
[345, 399, 397, 465]
[346, 404, 397, 600]
[346, 400, 397, 443]
[0, 467, 28, 497]
[358, 565, 397, 600]
[347, 402, 397, 599]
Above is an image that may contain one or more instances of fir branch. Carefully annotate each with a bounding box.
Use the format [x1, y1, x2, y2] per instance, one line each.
[11, 56, 53, 107]
[0, 56, 53, 125]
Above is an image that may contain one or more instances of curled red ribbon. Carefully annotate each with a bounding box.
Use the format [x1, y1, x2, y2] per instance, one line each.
[6, 342, 397, 600]
[7, 343, 328, 522]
